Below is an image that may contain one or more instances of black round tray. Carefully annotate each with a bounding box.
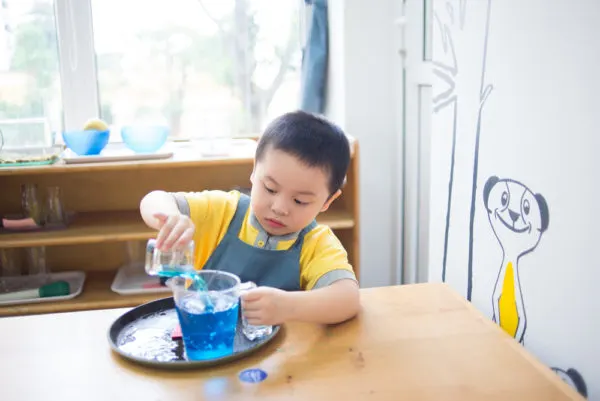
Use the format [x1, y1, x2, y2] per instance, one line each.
[108, 297, 280, 370]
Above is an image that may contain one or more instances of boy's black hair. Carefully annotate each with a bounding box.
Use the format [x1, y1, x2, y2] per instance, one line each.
[255, 110, 351, 195]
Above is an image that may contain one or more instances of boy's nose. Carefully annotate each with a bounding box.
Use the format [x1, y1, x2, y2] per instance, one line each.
[271, 201, 289, 216]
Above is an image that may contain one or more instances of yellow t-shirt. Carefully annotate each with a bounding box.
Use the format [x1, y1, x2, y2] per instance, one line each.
[170, 190, 356, 290]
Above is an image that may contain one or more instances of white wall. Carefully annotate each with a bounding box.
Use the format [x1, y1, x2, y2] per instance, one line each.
[429, 0, 599, 397]
[326, 0, 402, 288]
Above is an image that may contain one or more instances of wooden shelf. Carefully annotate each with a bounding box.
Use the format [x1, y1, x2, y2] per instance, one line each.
[0, 138, 356, 177]
[0, 139, 258, 177]
[0, 211, 154, 248]
[0, 209, 355, 249]
[0, 271, 165, 317]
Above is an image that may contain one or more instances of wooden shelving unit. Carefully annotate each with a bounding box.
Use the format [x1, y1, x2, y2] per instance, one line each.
[0, 138, 360, 317]
[0, 209, 355, 249]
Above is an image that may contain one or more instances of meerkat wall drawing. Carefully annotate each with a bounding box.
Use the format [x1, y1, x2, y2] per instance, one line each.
[482, 176, 549, 343]
[482, 176, 588, 397]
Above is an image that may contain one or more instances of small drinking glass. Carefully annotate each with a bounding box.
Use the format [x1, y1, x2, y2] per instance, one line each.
[26, 246, 48, 276]
[125, 240, 146, 269]
[0, 248, 23, 292]
[0, 248, 22, 277]
[45, 186, 66, 226]
[145, 239, 195, 277]
[239, 281, 274, 340]
[21, 184, 42, 225]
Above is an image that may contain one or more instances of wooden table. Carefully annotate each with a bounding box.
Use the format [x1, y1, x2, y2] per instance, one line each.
[0, 283, 583, 400]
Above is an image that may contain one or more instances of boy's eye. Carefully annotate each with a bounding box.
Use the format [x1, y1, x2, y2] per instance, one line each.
[294, 199, 308, 205]
[264, 185, 276, 194]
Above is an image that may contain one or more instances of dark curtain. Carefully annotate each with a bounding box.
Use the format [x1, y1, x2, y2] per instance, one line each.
[300, 0, 328, 114]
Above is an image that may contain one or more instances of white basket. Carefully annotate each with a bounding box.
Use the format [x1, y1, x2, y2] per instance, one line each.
[0, 271, 86, 306]
[111, 262, 170, 296]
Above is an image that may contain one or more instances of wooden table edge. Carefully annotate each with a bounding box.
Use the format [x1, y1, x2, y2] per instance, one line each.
[432, 283, 585, 400]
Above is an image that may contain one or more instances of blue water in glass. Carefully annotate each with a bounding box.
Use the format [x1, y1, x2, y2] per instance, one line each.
[155, 264, 196, 278]
[175, 295, 239, 360]
[158, 269, 181, 277]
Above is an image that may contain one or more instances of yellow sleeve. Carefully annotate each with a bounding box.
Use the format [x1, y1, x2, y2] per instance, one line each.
[171, 190, 240, 270]
[299, 225, 357, 290]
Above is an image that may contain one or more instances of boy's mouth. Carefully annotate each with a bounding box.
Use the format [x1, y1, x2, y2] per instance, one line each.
[264, 218, 286, 229]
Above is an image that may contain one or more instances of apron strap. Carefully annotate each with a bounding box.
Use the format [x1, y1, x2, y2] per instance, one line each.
[297, 220, 317, 241]
[301, 220, 317, 235]
[227, 193, 251, 237]
[291, 220, 317, 249]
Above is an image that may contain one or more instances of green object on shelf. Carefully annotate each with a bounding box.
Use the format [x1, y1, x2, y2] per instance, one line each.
[0, 280, 71, 302]
[39, 281, 71, 297]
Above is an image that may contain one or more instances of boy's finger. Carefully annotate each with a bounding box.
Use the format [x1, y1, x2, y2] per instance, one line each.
[245, 316, 265, 326]
[156, 217, 176, 248]
[241, 300, 261, 311]
[153, 213, 168, 227]
[243, 310, 262, 320]
[174, 227, 195, 249]
[241, 290, 262, 302]
[162, 224, 187, 250]
[154, 212, 168, 221]
[156, 229, 170, 249]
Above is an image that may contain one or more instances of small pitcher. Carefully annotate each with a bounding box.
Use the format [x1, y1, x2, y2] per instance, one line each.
[167, 270, 272, 360]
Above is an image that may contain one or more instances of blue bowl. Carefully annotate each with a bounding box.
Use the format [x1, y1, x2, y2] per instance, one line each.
[121, 126, 169, 154]
[62, 129, 110, 156]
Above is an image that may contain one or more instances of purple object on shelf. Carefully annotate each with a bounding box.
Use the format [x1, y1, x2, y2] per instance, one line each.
[1, 216, 40, 231]
[0, 211, 76, 234]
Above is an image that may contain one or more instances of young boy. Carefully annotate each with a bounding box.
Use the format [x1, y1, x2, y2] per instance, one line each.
[139, 110, 359, 326]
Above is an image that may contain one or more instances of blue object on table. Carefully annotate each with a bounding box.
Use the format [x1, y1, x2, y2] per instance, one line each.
[121, 126, 169, 153]
[62, 129, 110, 156]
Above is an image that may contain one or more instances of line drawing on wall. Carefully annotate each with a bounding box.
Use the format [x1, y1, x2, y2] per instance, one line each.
[433, 0, 493, 301]
[466, 0, 494, 302]
[482, 176, 549, 343]
[433, 1, 590, 397]
[552, 367, 588, 398]
[433, 9, 458, 285]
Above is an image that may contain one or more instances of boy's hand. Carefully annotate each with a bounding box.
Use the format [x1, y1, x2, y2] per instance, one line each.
[241, 287, 292, 326]
[154, 213, 195, 251]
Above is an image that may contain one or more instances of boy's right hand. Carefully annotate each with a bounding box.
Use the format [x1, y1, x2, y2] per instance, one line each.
[154, 213, 195, 251]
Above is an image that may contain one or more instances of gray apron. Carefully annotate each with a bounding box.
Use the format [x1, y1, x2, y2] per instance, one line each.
[202, 194, 316, 291]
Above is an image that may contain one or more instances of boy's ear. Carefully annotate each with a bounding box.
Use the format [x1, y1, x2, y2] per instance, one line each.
[321, 189, 342, 212]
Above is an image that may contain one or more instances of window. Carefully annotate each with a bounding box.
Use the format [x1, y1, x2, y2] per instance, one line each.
[92, 0, 303, 140]
[0, 0, 62, 148]
[2, 0, 305, 149]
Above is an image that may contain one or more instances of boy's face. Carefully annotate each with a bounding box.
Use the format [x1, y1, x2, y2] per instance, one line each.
[250, 148, 340, 236]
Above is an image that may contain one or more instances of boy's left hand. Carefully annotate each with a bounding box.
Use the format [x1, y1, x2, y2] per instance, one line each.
[241, 287, 292, 326]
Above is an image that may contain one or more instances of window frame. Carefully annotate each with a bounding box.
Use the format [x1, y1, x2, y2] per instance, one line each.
[55, 0, 99, 132]
[53, 0, 309, 136]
